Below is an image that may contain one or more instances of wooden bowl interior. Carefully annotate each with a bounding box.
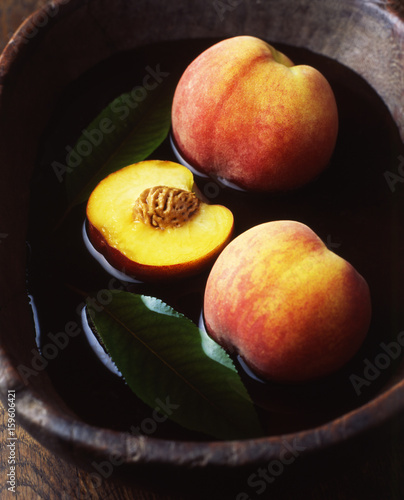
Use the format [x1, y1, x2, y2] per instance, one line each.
[0, 0, 403, 473]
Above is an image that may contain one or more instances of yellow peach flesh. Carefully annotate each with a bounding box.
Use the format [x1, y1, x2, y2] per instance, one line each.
[86, 160, 233, 278]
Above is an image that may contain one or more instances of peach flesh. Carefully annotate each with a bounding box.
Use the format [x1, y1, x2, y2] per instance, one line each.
[86, 160, 234, 282]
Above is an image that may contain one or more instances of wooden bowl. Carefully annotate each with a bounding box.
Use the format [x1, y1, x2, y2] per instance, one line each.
[0, 0, 403, 494]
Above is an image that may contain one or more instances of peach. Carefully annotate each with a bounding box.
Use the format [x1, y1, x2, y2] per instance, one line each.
[203, 221, 371, 382]
[172, 36, 339, 192]
[86, 160, 234, 281]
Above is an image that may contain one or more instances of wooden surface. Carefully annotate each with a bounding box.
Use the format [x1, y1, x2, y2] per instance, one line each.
[1, 1, 404, 499]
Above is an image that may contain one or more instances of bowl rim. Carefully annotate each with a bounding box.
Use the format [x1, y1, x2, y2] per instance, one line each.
[1, 0, 404, 470]
[2, 366, 403, 468]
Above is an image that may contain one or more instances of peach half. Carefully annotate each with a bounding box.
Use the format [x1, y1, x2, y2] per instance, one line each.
[86, 160, 234, 281]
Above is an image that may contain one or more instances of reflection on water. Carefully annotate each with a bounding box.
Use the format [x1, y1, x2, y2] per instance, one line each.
[80, 305, 122, 377]
[82, 221, 141, 284]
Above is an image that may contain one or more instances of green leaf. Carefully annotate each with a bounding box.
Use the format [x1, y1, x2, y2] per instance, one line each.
[86, 290, 263, 440]
[65, 76, 176, 208]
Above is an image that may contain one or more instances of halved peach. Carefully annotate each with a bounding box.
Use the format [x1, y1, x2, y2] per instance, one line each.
[86, 160, 234, 281]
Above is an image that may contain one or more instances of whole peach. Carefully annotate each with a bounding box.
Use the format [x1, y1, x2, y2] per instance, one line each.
[203, 221, 371, 382]
[172, 36, 339, 192]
